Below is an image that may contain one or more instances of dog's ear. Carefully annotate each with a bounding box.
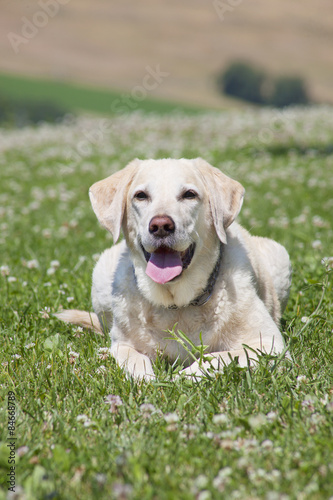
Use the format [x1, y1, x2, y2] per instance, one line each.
[89, 160, 139, 242]
[195, 158, 245, 244]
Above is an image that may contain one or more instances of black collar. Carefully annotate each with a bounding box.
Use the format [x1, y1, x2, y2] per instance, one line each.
[168, 243, 223, 309]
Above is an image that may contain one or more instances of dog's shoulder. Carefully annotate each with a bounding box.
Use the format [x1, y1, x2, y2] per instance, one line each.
[226, 222, 291, 322]
[92, 240, 135, 305]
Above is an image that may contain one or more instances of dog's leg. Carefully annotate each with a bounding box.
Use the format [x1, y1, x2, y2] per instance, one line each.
[178, 347, 259, 377]
[111, 342, 155, 380]
[178, 344, 286, 378]
[179, 297, 288, 378]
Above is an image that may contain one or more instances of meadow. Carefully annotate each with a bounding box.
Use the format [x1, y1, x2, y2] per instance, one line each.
[0, 106, 333, 499]
[0, 73, 204, 118]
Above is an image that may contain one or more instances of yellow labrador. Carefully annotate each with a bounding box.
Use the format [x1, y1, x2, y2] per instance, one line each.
[56, 158, 291, 379]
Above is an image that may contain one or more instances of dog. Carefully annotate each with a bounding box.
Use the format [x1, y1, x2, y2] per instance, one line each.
[56, 158, 292, 379]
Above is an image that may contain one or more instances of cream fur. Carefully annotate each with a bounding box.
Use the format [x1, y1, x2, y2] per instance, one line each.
[57, 158, 292, 379]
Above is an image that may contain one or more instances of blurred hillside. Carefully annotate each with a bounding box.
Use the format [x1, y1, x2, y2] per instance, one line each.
[1, 0, 332, 109]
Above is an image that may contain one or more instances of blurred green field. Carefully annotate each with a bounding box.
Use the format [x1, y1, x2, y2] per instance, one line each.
[0, 73, 205, 118]
[0, 107, 332, 499]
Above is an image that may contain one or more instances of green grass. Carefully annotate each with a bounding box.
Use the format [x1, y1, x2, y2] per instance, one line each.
[0, 107, 333, 499]
[0, 73, 206, 117]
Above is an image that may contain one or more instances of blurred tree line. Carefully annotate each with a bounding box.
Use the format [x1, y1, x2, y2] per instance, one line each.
[0, 94, 69, 127]
[217, 61, 310, 107]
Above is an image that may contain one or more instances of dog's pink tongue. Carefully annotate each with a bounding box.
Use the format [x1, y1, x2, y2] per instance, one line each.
[146, 250, 182, 284]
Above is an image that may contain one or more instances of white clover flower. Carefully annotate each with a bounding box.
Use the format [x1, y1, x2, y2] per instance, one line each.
[12, 354, 21, 360]
[42, 229, 52, 239]
[74, 326, 84, 338]
[17, 446, 29, 457]
[68, 351, 80, 365]
[95, 473, 107, 486]
[76, 414, 89, 423]
[194, 474, 209, 490]
[293, 213, 307, 224]
[113, 483, 133, 499]
[164, 412, 179, 431]
[320, 394, 329, 406]
[164, 412, 179, 424]
[261, 439, 274, 450]
[66, 296, 75, 303]
[24, 342, 36, 349]
[69, 220, 78, 229]
[266, 411, 278, 422]
[270, 469, 282, 481]
[25, 259, 39, 269]
[97, 347, 110, 360]
[1, 264, 10, 276]
[216, 467, 232, 479]
[83, 420, 94, 428]
[302, 397, 315, 412]
[321, 257, 333, 269]
[312, 240, 322, 249]
[96, 365, 107, 374]
[105, 394, 123, 414]
[248, 413, 267, 429]
[296, 375, 308, 387]
[197, 490, 211, 500]
[312, 215, 328, 228]
[212, 413, 229, 425]
[215, 469, 235, 493]
[140, 403, 157, 419]
[68, 351, 79, 358]
[7, 276, 17, 283]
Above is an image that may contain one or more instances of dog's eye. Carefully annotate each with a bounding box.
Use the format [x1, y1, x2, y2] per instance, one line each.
[182, 190, 198, 200]
[134, 191, 148, 201]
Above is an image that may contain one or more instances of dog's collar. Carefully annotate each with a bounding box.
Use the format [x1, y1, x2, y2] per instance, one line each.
[168, 243, 223, 310]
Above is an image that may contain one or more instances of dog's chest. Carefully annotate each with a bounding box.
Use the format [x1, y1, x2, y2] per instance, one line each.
[126, 289, 232, 361]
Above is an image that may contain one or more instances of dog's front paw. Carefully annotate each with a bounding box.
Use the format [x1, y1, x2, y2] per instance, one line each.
[111, 343, 156, 381]
[131, 369, 156, 382]
[178, 362, 205, 379]
[177, 357, 219, 379]
[123, 358, 156, 381]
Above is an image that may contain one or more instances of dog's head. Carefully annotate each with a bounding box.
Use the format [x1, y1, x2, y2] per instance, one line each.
[89, 158, 244, 307]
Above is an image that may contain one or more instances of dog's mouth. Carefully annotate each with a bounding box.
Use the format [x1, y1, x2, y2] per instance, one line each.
[141, 243, 195, 284]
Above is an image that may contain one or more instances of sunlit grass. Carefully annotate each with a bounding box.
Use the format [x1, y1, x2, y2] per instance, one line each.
[0, 107, 332, 499]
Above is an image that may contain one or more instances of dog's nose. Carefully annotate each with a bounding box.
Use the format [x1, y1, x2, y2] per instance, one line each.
[149, 215, 175, 238]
